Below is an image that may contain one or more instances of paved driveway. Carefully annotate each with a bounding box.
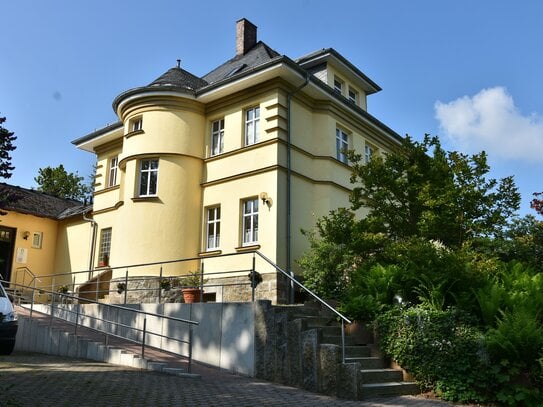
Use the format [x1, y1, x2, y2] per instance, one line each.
[0, 352, 455, 407]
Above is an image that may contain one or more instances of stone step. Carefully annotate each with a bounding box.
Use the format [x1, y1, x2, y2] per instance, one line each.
[344, 345, 371, 358]
[321, 335, 358, 346]
[356, 357, 385, 369]
[303, 316, 339, 327]
[359, 368, 403, 384]
[308, 326, 342, 336]
[360, 381, 420, 398]
[276, 305, 321, 318]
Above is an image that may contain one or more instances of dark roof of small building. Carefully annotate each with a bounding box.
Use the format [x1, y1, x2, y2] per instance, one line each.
[0, 183, 89, 220]
[202, 41, 281, 84]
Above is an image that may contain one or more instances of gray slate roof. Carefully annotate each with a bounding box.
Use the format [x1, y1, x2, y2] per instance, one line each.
[148, 67, 208, 92]
[202, 41, 281, 85]
[112, 41, 282, 113]
[0, 183, 89, 220]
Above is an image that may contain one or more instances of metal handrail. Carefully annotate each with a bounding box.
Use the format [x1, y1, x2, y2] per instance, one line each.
[17, 250, 354, 364]
[254, 251, 352, 364]
[15, 266, 42, 287]
[7, 280, 199, 373]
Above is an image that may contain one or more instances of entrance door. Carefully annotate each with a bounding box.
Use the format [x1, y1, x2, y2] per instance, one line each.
[0, 226, 16, 283]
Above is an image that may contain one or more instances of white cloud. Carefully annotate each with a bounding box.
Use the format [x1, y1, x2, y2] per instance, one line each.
[434, 87, 543, 163]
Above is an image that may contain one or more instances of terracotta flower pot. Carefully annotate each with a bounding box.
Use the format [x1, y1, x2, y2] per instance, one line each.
[182, 288, 202, 303]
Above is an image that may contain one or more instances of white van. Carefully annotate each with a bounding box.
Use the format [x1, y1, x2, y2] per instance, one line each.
[0, 281, 18, 355]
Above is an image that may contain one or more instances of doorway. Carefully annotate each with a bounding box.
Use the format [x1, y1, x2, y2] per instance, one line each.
[0, 226, 16, 283]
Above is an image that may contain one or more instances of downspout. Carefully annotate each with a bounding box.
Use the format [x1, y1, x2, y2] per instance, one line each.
[286, 74, 309, 304]
[83, 209, 97, 280]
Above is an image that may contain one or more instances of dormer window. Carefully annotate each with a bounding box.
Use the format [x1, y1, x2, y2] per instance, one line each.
[334, 77, 344, 95]
[348, 87, 358, 105]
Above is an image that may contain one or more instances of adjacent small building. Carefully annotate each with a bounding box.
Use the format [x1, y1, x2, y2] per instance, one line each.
[1, 19, 402, 303]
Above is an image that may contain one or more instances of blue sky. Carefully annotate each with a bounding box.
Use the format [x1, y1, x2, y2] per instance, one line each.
[1, 1, 541, 215]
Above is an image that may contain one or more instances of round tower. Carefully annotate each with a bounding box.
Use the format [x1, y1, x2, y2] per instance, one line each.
[110, 66, 208, 271]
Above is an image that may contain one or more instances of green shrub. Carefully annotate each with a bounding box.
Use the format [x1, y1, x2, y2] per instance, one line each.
[485, 309, 543, 406]
[377, 305, 491, 403]
[338, 264, 395, 321]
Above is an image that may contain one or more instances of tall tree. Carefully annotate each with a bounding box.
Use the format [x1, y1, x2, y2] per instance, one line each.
[34, 164, 91, 201]
[0, 115, 17, 215]
[347, 135, 520, 247]
[0, 116, 16, 180]
[531, 192, 543, 216]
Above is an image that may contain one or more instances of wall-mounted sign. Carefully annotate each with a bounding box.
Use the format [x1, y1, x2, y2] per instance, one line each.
[16, 247, 27, 264]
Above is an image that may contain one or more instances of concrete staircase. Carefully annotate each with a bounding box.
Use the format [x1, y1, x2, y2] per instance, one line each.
[255, 302, 419, 400]
[13, 306, 200, 379]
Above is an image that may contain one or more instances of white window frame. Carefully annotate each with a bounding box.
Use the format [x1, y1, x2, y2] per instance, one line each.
[242, 198, 259, 245]
[98, 227, 112, 266]
[244, 106, 260, 146]
[108, 156, 118, 187]
[211, 119, 225, 156]
[334, 77, 343, 94]
[131, 117, 143, 132]
[138, 159, 159, 197]
[206, 206, 221, 250]
[336, 128, 349, 164]
[365, 144, 375, 163]
[348, 87, 358, 104]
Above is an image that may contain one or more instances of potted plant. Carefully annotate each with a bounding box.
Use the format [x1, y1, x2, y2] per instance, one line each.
[338, 294, 382, 345]
[247, 270, 263, 288]
[180, 271, 207, 303]
[98, 254, 109, 267]
[160, 278, 171, 291]
[116, 282, 126, 294]
[57, 285, 69, 294]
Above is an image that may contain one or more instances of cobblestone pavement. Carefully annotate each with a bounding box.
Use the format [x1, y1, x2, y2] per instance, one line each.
[0, 352, 456, 407]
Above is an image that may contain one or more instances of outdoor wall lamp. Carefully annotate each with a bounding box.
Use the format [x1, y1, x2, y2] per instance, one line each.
[260, 192, 273, 207]
[22, 231, 30, 240]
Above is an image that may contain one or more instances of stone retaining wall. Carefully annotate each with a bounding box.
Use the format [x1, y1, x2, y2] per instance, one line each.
[107, 273, 290, 304]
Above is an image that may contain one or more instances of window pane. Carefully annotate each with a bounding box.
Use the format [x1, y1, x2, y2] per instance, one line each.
[242, 198, 258, 245]
[140, 172, 148, 195]
[245, 107, 259, 146]
[149, 171, 157, 194]
[206, 206, 220, 249]
[98, 228, 112, 265]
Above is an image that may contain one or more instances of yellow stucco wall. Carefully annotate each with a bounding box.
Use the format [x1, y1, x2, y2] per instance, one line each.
[54, 218, 93, 286]
[62, 62, 399, 303]
[0, 212, 58, 286]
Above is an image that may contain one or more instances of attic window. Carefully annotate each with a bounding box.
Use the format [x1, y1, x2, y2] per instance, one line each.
[334, 77, 344, 94]
[348, 87, 358, 104]
[226, 64, 247, 78]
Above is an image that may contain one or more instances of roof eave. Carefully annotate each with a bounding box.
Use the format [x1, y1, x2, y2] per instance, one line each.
[72, 122, 123, 153]
[197, 56, 401, 143]
[297, 48, 382, 94]
[112, 86, 198, 117]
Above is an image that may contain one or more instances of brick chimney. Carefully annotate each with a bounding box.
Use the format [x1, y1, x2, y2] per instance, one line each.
[236, 18, 257, 56]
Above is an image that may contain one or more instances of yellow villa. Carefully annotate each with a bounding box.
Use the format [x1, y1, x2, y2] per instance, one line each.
[1, 19, 401, 304]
